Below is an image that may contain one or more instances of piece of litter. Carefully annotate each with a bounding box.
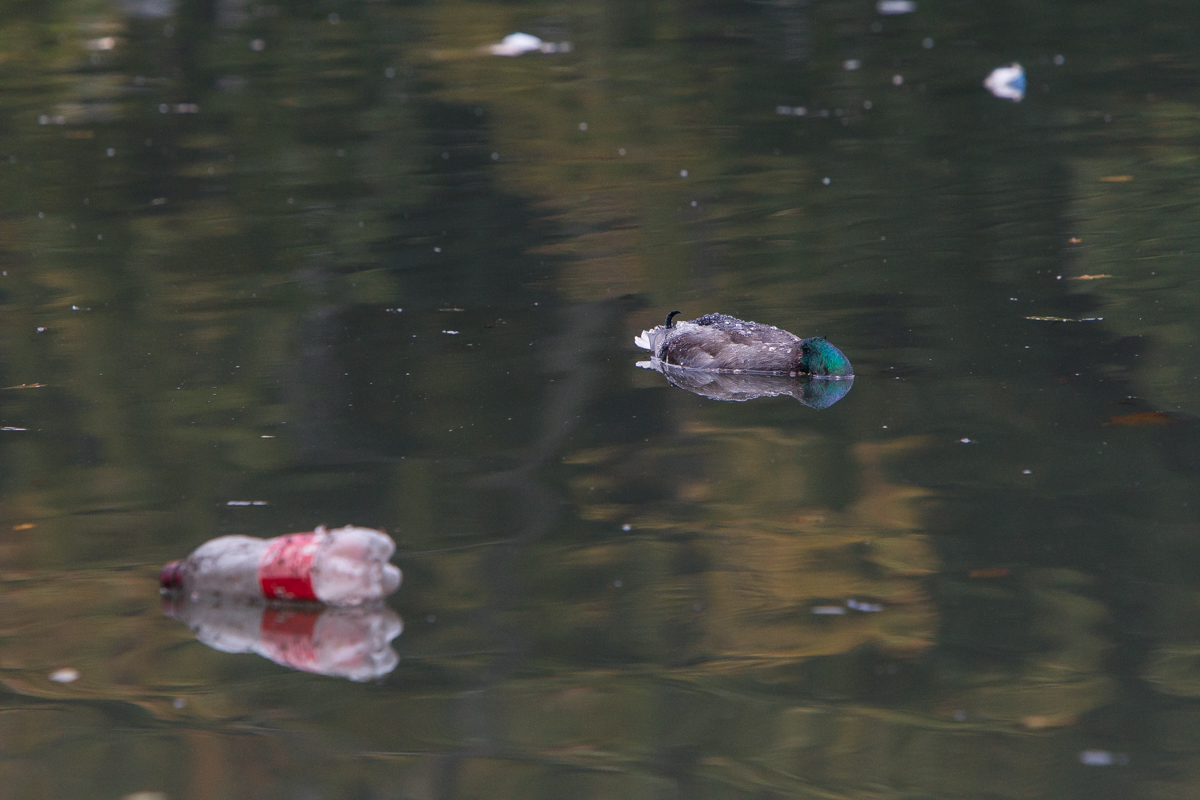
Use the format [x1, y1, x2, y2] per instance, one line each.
[226, 500, 269, 506]
[442, 330, 459, 335]
[622, 524, 632, 531]
[876, 0, 917, 13]
[1079, 750, 1128, 767]
[1025, 316, 1103, 322]
[1067, 274, 1111, 280]
[49, 668, 80, 683]
[1, 427, 27, 431]
[1022, 470, 1032, 475]
[811, 605, 847, 615]
[847, 599, 883, 612]
[260, 435, 275, 439]
[959, 438, 975, 444]
[843, 59, 861, 71]
[488, 33, 530, 53]
[984, 63, 1025, 102]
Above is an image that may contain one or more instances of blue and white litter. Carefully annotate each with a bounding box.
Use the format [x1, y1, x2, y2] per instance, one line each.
[984, 62, 1026, 102]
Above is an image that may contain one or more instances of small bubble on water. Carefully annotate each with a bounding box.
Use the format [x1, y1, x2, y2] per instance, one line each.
[172, 697, 186, 709]
[1054, 54, 1065, 66]
[1022, 469, 1032, 474]
[106, 148, 115, 157]
[622, 523, 632, 531]
[892, 74, 904, 86]
[822, 177, 831, 185]
[328, 12, 340, 23]
[680, 169, 688, 177]
[863, 100, 873, 110]
[614, 580, 622, 588]
[618, 148, 626, 155]
[690, 200, 697, 207]
[491, 152, 499, 160]
[922, 37, 934, 49]
[579, 122, 588, 131]
[843, 59, 861, 71]
[250, 38, 265, 51]
[384, 67, 395, 78]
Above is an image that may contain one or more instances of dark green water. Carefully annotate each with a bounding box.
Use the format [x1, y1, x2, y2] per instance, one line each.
[4, 0, 1200, 797]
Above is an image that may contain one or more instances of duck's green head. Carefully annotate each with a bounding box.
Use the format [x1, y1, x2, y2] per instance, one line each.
[798, 337, 853, 378]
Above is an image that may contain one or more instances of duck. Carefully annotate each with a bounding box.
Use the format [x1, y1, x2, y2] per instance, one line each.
[634, 311, 853, 378]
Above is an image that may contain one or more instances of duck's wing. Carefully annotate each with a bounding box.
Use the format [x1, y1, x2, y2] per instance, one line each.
[662, 320, 801, 372]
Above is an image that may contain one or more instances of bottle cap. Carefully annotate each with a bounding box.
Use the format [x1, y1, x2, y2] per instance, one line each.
[160, 560, 184, 590]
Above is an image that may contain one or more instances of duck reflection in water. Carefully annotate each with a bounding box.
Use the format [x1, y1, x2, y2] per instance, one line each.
[163, 594, 402, 682]
[635, 312, 854, 409]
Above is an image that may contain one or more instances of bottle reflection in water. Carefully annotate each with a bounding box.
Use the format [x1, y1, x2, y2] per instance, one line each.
[164, 595, 402, 681]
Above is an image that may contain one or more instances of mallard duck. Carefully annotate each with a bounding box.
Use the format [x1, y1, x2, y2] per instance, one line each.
[634, 312, 853, 378]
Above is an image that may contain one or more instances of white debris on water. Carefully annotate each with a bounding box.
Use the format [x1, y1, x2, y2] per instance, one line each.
[811, 605, 847, 615]
[49, 668, 80, 683]
[984, 63, 1026, 102]
[876, 0, 917, 13]
[1079, 750, 1128, 766]
[488, 32, 572, 56]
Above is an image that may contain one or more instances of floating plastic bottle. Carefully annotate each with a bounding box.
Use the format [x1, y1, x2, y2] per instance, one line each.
[160, 526, 402, 605]
[164, 594, 402, 681]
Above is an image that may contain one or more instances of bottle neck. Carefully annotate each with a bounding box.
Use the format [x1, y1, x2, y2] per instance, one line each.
[160, 560, 185, 590]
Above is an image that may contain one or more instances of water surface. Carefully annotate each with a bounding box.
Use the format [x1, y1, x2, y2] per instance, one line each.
[4, 1, 1200, 798]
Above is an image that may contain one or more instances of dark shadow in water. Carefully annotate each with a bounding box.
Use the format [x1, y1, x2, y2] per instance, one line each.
[637, 358, 853, 409]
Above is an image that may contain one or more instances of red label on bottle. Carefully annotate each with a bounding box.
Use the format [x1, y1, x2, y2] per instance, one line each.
[258, 532, 323, 601]
[259, 607, 320, 671]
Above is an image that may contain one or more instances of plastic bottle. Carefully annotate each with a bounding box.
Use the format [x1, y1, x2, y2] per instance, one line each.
[163, 594, 402, 681]
[160, 525, 402, 605]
